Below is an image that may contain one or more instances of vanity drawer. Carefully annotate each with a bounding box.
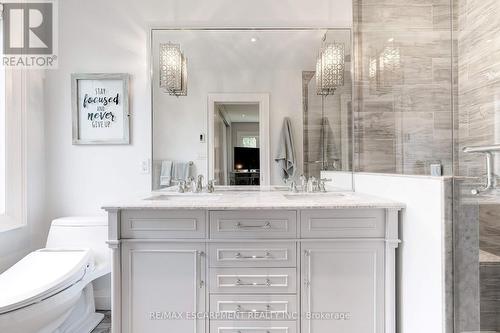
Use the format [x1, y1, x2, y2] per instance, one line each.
[210, 267, 297, 294]
[120, 210, 206, 239]
[209, 242, 296, 267]
[210, 321, 297, 333]
[300, 209, 385, 238]
[210, 210, 297, 239]
[210, 294, 297, 321]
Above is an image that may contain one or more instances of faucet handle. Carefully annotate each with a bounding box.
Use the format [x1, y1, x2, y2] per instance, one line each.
[319, 178, 331, 193]
[175, 179, 186, 193]
[207, 179, 217, 193]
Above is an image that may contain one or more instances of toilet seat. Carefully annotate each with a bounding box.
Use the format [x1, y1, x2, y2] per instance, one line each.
[0, 249, 93, 314]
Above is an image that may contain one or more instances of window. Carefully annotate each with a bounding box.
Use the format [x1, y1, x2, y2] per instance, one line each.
[0, 49, 4, 215]
[237, 131, 259, 148]
[0, 15, 5, 215]
[241, 136, 257, 148]
[0, 20, 27, 229]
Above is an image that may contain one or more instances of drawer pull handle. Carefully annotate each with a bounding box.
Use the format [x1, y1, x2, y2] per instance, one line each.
[235, 221, 271, 229]
[235, 251, 271, 259]
[235, 278, 272, 287]
[235, 305, 272, 313]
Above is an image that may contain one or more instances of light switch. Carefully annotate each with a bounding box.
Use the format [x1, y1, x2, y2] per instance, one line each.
[141, 159, 150, 174]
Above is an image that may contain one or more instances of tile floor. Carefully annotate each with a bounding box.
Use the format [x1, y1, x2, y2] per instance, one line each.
[91, 311, 111, 333]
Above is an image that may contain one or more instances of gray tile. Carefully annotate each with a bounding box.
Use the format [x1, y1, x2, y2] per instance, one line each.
[91, 311, 111, 333]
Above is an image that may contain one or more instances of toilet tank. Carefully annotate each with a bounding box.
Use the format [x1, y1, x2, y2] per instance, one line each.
[46, 216, 111, 310]
[46, 216, 109, 270]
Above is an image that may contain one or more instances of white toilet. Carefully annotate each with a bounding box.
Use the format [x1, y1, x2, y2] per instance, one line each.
[0, 217, 110, 333]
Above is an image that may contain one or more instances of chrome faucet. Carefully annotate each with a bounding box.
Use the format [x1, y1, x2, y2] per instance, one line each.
[288, 180, 299, 193]
[463, 144, 500, 195]
[306, 176, 318, 193]
[289, 175, 331, 193]
[299, 175, 307, 192]
[195, 175, 204, 193]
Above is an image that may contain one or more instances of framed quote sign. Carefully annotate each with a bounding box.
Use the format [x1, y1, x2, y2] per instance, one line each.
[71, 73, 130, 144]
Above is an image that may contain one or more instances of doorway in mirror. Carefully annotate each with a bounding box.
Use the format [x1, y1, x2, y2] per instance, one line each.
[214, 103, 260, 186]
[208, 93, 270, 186]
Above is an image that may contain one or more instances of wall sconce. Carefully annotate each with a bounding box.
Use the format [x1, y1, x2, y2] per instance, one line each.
[368, 39, 402, 94]
[316, 41, 345, 96]
[159, 42, 187, 96]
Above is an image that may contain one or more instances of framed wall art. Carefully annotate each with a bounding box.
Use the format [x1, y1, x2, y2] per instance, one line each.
[71, 73, 130, 144]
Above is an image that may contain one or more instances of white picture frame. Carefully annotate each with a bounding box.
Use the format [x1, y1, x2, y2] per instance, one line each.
[71, 73, 130, 145]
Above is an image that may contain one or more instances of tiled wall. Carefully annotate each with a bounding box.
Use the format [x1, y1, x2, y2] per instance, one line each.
[480, 263, 500, 331]
[353, 0, 454, 175]
[456, 0, 500, 177]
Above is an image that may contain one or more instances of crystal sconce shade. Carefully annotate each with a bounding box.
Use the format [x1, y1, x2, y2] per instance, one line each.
[160, 42, 187, 96]
[368, 41, 402, 94]
[316, 42, 345, 96]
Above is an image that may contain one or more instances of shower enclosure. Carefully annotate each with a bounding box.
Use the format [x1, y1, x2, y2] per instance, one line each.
[454, 0, 500, 330]
[353, 0, 500, 331]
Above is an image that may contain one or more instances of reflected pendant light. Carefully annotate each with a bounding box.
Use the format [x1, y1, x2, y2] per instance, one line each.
[316, 41, 345, 96]
[159, 42, 187, 96]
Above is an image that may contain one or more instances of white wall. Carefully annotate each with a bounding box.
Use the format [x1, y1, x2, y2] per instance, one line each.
[352, 173, 453, 333]
[44, 0, 352, 220]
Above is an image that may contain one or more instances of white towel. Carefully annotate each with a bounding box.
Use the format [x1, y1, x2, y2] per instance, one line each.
[160, 160, 173, 186]
[160, 160, 194, 187]
[275, 117, 296, 182]
[172, 161, 194, 183]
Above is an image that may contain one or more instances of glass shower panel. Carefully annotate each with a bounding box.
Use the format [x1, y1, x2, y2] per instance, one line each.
[454, 0, 500, 331]
[353, 0, 454, 176]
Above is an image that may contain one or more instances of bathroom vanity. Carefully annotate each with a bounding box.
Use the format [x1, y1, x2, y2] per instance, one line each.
[125, 25, 404, 333]
[105, 191, 403, 333]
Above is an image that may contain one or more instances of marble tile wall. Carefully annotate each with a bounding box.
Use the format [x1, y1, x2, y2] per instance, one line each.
[480, 263, 500, 331]
[456, 0, 500, 177]
[353, 0, 454, 175]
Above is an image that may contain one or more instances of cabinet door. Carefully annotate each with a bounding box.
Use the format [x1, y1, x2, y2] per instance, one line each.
[301, 242, 384, 333]
[121, 242, 206, 333]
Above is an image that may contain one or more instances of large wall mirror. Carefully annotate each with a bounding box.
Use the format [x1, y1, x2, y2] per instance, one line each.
[151, 28, 353, 190]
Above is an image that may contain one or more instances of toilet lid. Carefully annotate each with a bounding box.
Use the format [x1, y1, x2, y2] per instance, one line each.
[0, 249, 92, 314]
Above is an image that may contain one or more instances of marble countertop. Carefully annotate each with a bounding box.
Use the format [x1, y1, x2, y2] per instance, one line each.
[102, 189, 405, 210]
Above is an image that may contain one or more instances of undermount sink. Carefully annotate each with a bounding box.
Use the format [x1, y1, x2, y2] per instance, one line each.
[145, 194, 222, 201]
[283, 193, 345, 200]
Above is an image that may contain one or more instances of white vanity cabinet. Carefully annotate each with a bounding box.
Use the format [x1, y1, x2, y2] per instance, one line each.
[120, 241, 206, 333]
[107, 207, 400, 333]
[301, 242, 385, 333]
